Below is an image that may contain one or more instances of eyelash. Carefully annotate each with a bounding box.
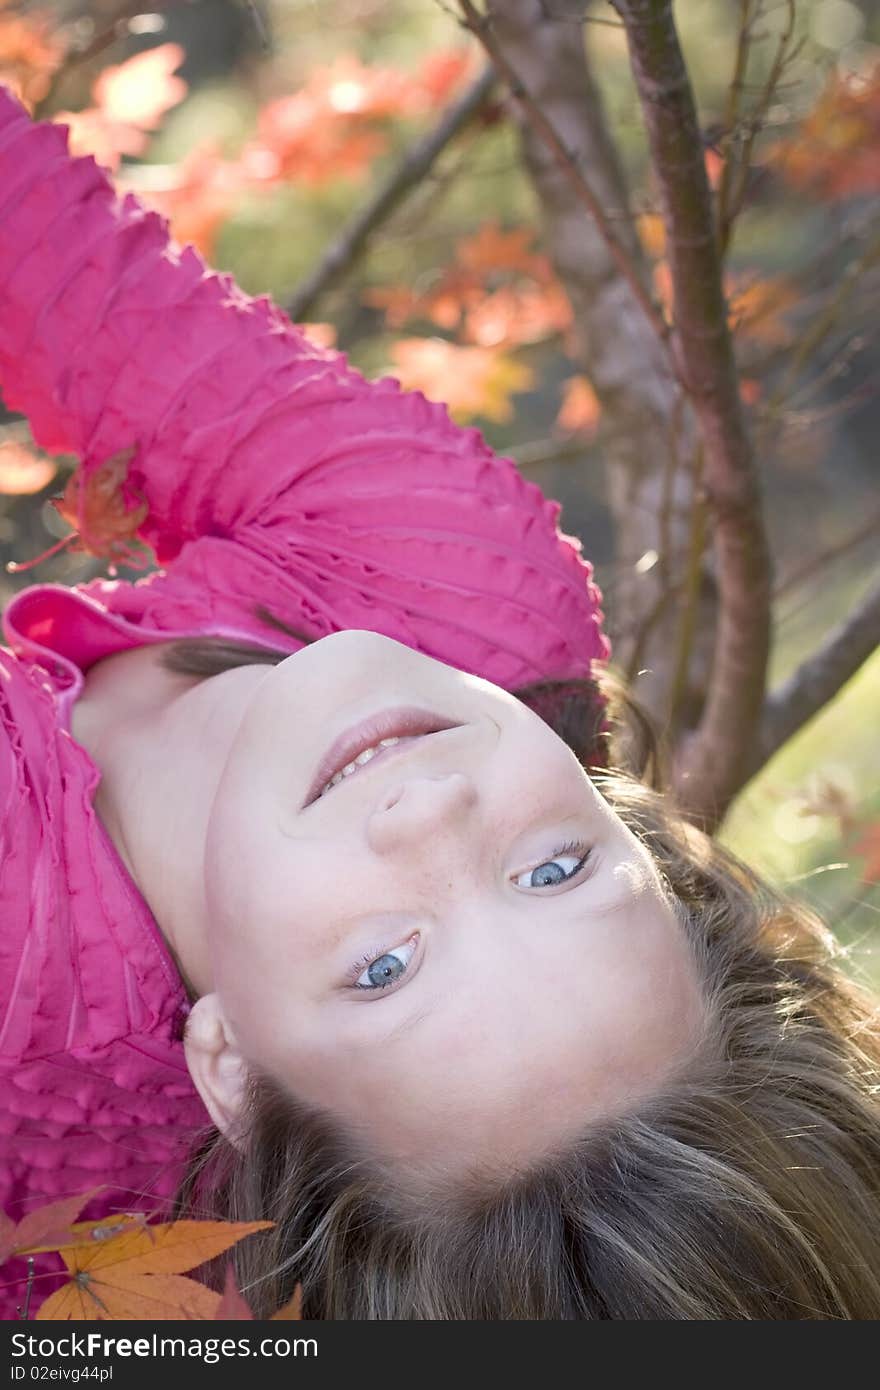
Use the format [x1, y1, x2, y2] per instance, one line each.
[346, 839, 592, 993]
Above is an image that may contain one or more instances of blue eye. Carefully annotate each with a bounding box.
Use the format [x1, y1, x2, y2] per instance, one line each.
[351, 935, 419, 992]
[514, 839, 591, 889]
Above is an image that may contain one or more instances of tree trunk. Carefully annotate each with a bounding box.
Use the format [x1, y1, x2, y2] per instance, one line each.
[486, 0, 718, 780]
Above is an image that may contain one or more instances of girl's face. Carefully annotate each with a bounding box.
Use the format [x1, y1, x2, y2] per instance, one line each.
[199, 631, 707, 1178]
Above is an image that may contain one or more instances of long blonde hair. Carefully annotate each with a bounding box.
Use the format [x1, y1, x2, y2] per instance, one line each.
[166, 618, 880, 1318]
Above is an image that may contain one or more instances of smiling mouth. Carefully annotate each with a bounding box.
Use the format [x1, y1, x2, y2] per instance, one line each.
[305, 707, 461, 807]
[317, 734, 430, 798]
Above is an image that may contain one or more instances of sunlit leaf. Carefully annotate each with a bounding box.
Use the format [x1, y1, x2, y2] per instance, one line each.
[300, 322, 338, 349]
[53, 1219, 273, 1278]
[0, 1, 65, 108]
[728, 273, 799, 347]
[454, 221, 543, 278]
[34, 1283, 102, 1322]
[0, 441, 56, 496]
[770, 65, 880, 200]
[36, 1272, 220, 1321]
[390, 337, 533, 423]
[412, 48, 474, 109]
[556, 375, 601, 437]
[53, 108, 146, 172]
[463, 282, 572, 348]
[636, 212, 666, 261]
[93, 43, 188, 131]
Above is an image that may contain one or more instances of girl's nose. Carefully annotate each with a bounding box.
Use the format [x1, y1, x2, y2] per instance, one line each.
[366, 771, 478, 855]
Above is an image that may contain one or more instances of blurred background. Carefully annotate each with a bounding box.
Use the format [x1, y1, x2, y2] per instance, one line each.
[1, 0, 878, 985]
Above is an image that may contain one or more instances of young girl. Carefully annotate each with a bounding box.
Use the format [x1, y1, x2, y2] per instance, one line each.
[1, 88, 878, 1321]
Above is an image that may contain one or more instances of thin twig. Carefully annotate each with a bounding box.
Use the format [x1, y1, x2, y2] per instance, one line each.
[455, 0, 671, 352]
[716, 0, 755, 257]
[773, 510, 880, 600]
[665, 444, 710, 731]
[17, 1257, 35, 1320]
[240, 0, 272, 52]
[759, 228, 880, 428]
[509, 435, 594, 468]
[755, 569, 880, 773]
[724, 1, 802, 244]
[284, 64, 498, 320]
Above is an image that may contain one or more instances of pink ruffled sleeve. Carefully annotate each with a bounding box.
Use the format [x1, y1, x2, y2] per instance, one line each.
[0, 87, 609, 690]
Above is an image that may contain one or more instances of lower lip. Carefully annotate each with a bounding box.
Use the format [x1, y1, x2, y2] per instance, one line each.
[306, 706, 459, 806]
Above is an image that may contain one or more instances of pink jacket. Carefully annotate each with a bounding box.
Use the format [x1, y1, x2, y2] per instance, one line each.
[0, 87, 608, 1318]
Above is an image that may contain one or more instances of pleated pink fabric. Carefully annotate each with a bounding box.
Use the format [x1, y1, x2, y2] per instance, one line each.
[0, 87, 609, 1317]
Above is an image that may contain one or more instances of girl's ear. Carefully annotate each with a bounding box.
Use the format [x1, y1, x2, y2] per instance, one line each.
[182, 993, 249, 1146]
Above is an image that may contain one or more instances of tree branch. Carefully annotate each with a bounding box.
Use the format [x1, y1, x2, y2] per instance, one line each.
[456, 0, 671, 350]
[773, 508, 880, 601]
[284, 64, 498, 321]
[611, 0, 773, 831]
[480, 0, 712, 771]
[755, 570, 880, 772]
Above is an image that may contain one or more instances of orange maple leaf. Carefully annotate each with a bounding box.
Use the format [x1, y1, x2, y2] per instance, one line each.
[770, 64, 880, 200]
[652, 260, 674, 322]
[412, 48, 475, 109]
[363, 284, 424, 328]
[727, 272, 799, 347]
[53, 107, 146, 172]
[93, 43, 188, 131]
[54, 43, 188, 174]
[0, 1189, 104, 1265]
[214, 1265, 303, 1320]
[28, 1217, 273, 1321]
[253, 52, 426, 187]
[463, 282, 573, 349]
[390, 337, 533, 423]
[636, 212, 666, 261]
[367, 222, 571, 353]
[454, 221, 544, 279]
[556, 375, 602, 437]
[254, 88, 388, 184]
[300, 321, 338, 350]
[0, 0, 65, 108]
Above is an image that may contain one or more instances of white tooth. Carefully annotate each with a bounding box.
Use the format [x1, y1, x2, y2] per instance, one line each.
[319, 733, 416, 797]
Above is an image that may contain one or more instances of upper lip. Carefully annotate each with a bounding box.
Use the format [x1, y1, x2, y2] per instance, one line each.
[304, 706, 462, 807]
